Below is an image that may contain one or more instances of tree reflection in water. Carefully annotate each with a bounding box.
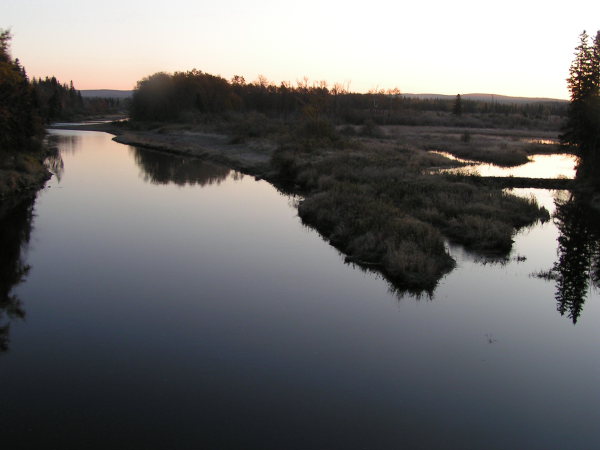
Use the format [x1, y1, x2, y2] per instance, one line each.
[0, 196, 35, 352]
[544, 193, 600, 323]
[130, 146, 231, 186]
[44, 148, 64, 183]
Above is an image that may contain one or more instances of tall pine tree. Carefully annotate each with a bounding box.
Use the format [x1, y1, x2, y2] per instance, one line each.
[561, 30, 600, 182]
[0, 29, 42, 153]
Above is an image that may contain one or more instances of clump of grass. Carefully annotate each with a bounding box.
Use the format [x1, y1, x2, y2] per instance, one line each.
[300, 118, 338, 141]
[385, 126, 561, 167]
[298, 183, 455, 289]
[339, 125, 357, 136]
[359, 120, 384, 138]
[228, 112, 279, 143]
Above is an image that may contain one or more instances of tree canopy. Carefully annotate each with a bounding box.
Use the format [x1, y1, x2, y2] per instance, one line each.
[0, 29, 43, 152]
[561, 30, 600, 182]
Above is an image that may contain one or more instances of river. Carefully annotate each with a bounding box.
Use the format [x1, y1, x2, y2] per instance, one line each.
[1, 130, 599, 449]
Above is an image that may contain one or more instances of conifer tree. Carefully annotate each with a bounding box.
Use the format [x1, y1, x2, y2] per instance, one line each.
[561, 30, 600, 182]
[452, 94, 462, 116]
[0, 29, 42, 152]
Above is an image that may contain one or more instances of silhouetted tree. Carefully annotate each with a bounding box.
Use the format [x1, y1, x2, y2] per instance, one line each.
[561, 30, 600, 183]
[31, 76, 84, 122]
[129, 69, 568, 128]
[0, 29, 43, 152]
[453, 94, 463, 116]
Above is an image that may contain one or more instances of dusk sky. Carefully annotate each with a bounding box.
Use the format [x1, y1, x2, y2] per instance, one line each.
[2, 0, 599, 99]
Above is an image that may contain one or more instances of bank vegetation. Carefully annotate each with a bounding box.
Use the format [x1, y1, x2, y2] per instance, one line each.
[104, 69, 562, 292]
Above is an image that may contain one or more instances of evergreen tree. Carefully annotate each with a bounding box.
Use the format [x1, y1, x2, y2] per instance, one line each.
[452, 94, 462, 116]
[31, 76, 85, 122]
[561, 30, 600, 183]
[0, 29, 42, 152]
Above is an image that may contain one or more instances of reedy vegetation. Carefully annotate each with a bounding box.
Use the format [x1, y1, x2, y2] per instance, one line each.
[271, 135, 548, 291]
[128, 71, 554, 292]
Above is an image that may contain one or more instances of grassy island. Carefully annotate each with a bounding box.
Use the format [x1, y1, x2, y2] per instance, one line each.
[51, 69, 566, 292]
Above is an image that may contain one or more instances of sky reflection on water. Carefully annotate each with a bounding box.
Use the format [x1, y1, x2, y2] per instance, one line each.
[1, 130, 599, 449]
[434, 151, 577, 179]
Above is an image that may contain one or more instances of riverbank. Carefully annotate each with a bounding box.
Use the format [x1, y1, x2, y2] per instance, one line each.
[10, 123, 600, 450]
[0, 148, 52, 219]
[49, 120, 553, 292]
[50, 121, 275, 177]
[49, 120, 569, 181]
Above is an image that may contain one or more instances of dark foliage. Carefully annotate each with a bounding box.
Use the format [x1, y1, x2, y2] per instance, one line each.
[536, 193, 600, 323]
[561, 30, 600, 183]
[453, 94, 463, 116]
[130, 69, 568, 129]
[31, 77, 84, 122]
[0, 196, 34, 352]
[0, 30, 43, 153]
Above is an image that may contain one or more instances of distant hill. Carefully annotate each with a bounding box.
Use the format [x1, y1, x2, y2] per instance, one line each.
[80, 89, 133, 99]
[401, 93, 567, 104]
[79, 89, 566, 104]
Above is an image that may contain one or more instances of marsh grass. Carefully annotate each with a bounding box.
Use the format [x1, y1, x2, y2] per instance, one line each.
[272, 136, 549, 290]
[123, 115, 554, 293]
[385, 125, 569, 167]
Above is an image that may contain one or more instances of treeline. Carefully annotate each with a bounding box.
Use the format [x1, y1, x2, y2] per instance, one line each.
[0, 30, 43, 153]
[31, 76, 84, 123]
[404, 95, 566, 116]
[130, 69, 567, 126]
[561, 30, 600, 184]
[1, 28, 126, 155]
[31, 77, 126, 122]
[83, 97, 126, 116]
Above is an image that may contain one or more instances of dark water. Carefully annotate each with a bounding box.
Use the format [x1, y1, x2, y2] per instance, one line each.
[1, 130, 599, 450]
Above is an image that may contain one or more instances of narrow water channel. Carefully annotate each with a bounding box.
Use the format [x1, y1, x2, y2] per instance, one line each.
[432, 150, 577, 179]
[1, 130, 599, 449]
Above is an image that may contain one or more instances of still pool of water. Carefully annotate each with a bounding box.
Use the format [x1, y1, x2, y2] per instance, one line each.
[1, 130, 599, 449]
[432, 150, 577, 179]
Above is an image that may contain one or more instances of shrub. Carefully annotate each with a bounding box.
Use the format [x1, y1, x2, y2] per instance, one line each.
[359, 120, 384, 138]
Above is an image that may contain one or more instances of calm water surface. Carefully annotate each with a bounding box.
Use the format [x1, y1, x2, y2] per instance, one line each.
[433, 150, 577, 178]
[1, 130, 599, 449]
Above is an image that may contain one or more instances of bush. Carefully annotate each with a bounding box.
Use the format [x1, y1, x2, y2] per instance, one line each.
[299, 118, 338, 141]
[359, 120, 384, 138]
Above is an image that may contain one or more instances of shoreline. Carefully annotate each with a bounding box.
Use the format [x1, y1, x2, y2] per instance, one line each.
[49, 122, 275, 179]
[0, 149, 53, 220]
[48, 121, 576, 190]
[46, 121, 559, 292]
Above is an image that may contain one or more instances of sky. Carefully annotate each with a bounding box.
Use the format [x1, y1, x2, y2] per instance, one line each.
[2, 0, 600, 99]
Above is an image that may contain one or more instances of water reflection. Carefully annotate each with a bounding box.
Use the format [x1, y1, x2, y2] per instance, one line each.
[44, 151, 64, 183]
[48, 133, 82, 155]
[0, 197, 35, 352]
[130, 146, 231, 186]
[538, 194, 600, 323]
[433, 151, 577, 179]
